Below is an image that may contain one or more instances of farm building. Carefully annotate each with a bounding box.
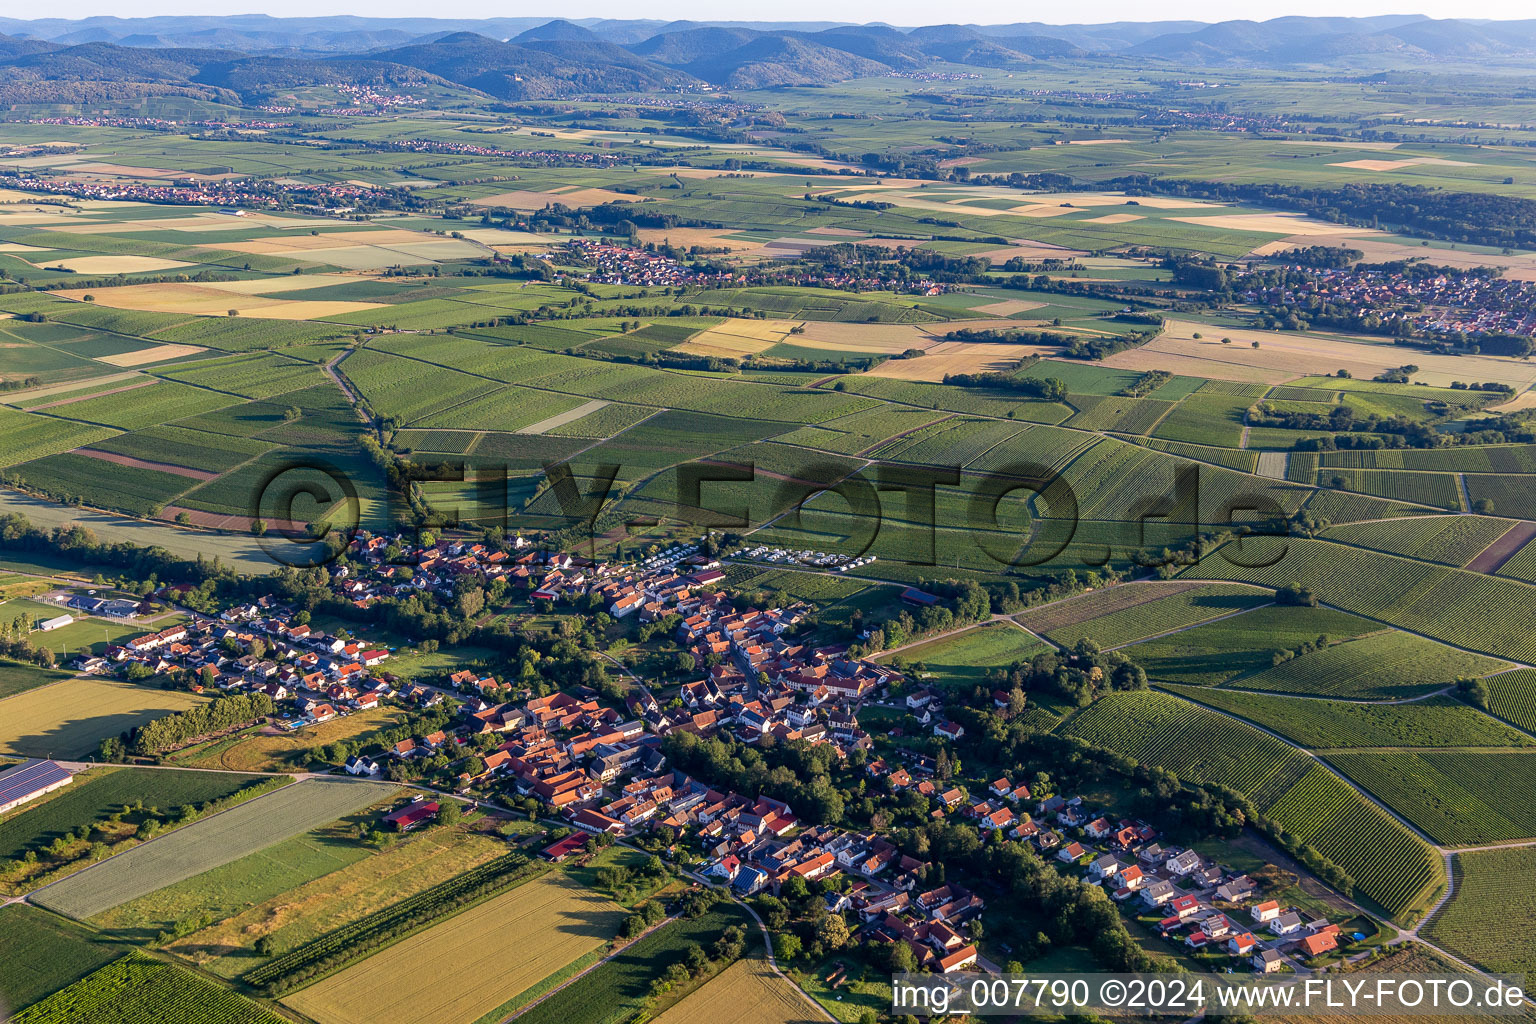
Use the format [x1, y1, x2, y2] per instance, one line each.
[38, 614, 74, 632]
[384, 798, 441, 831]
[0, 759, 73, 814]
[541, 834, 590, 861]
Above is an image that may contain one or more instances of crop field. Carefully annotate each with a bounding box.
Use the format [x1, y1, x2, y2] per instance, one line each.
[0, 408, 119, 468]
[0, 904, 127, 1014]
[1055, 691, 1442, 916]
[1118, 604, 1382, 687]
[1321, 445, 1536, 474]
[90, 817, 378, 943]
[514, 902, 753, 1024]
[1322, 515, 1516, 566]
[1129, 436, 1260, 472]
[1422, 847, 1536, 976]
[1182, 538, 1536, 665]
[1220, 630, 1508, 700]
[11, 951, 287, 1024]
[0, 766, 259, 860]
[0, 658, 73, 700]
[652, 955, 806, 1024]
[0, 677, 212, 758]
[1326, 751, 1536, 846]
[1462, 475, 1536, 520]
[11, 451, 201, 517]
[282, 872, 626, 1024]
[171, 824, 508, 976]
[1149, 393, 1251, 447]
[1160, 686, 1531, 749]
[31, 779, 385, 920]
[1484, 669, 1536, 733]
[1321, 469, 1463, 511]
[875, 623, 1046, 690]
[1022, 582, 1270, 648]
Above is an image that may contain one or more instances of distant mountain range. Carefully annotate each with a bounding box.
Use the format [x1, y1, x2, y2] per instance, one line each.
[3, 15, 1536, 103]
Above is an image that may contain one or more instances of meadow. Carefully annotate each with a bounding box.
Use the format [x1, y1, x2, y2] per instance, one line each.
[875, 622, 1046, 691]
[31, 779, 387, 920]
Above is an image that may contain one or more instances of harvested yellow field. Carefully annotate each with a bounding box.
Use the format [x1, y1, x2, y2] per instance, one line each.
[0, 242, 52, 252]
[1330, 157, 1477, 171]
[633, 227, 762, 250]
[518, 399, 609, 436]
[863, 340, 1058, 381]
[207, 273, 375, 295]
[1062, 138, 1133, 145]
[1098, 319, 1536, 390]
[1080, 213, 1144, 224]
[471, 188, 646, 210]
[175, 706, 410, 773]
[0, 677, 210, 758]
[66, 282, 381, 320]
[1169, 213, 1374, 235]
[675, 318, 799, 357]
[971, 299, 1045, 316]
[0, 371, 141, 402]
[1008, 204, 1079, 217]
[44, 255, 194, 274]
[97, 343, 207, 367]
[789, 321, 938, 354]
[653, 957, 810, 1024]
[172, 825, 508, 975]
[212, 228, 429, 254]
[283, 873, 625, 1024]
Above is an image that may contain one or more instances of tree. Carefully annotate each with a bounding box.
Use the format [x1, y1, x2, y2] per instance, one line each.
[437, 799, 462, 826]
[175, 511, 191, 526]
[815, 914, 850, 951]
[251, 519, 267, 536]
[774, 933, 802, 961]
[228, 309, 239, 317]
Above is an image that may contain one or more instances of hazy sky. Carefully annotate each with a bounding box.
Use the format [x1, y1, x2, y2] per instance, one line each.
[25, 0, 1536, 25]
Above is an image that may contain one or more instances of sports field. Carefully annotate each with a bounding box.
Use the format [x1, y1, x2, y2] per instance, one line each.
[281, 872, 626, 1024]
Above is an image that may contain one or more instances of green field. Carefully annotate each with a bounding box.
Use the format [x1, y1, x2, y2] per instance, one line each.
[1326, 750, 1536, 846]
[1160, 686, 1531, 749]
[1117, 604, 1383, 687]
[1220, 631, 1509, 701]
[513, 902, 752, 1024]
[0, 766, 263, 860]
[1423, 847, 1536, 976]
[31, 779, 386, 920]
[875, 622, 1047, 692]
[0, 904, 128, 1014]
[1055, 691, 1443, 917]
[11, 951, 287, 1024]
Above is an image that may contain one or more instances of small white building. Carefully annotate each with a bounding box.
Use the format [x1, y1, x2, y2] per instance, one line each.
[39, 614, 74, 632]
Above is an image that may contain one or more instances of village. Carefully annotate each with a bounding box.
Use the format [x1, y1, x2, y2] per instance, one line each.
[4, 530, 1364, 981]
